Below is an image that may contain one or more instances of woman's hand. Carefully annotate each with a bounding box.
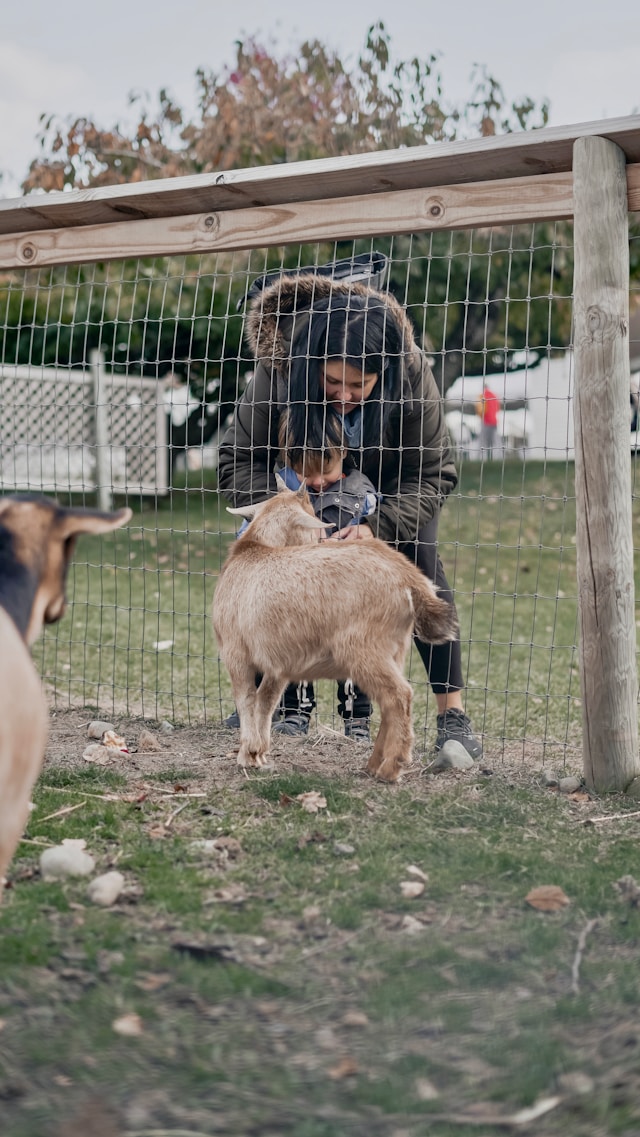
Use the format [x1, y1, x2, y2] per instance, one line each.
[326, 523, 377, 543]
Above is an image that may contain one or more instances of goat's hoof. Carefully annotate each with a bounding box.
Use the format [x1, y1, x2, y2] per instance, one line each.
[373, 756, 409, 783]
[237, 751, 273, 770]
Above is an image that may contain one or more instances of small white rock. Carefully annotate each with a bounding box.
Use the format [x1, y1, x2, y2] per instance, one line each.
[557, 1071, 594, 1096]
[160, 720, 175, 733]
[558, 776, 583, 794]
[400, 880, 425, 899]
[401, 915, 426, 934]
[87, 871, 125, 907]
[540, 769, 559, 787]
[40, 839, 95, 880]
[430, 740, 475, 771]
[83, 743, 111, 765]
[87, 720, 115, 739]
[137, 729, 161, 751]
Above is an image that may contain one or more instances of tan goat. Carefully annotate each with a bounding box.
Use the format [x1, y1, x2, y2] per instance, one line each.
[0, 495, 131, 897]
[213, 482, 458, 782]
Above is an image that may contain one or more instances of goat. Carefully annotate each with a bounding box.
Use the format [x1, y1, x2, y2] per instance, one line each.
[213, 482, 458, 782]
[0, 495, 131, 897]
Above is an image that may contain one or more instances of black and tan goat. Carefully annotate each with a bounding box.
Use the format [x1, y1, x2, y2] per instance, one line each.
[0, 495, 131, 896]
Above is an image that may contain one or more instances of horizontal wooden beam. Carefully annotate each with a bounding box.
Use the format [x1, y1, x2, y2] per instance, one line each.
[0, 171, 577, 270]
[1, 115, 640, 238]
[1, 164, 637, 272]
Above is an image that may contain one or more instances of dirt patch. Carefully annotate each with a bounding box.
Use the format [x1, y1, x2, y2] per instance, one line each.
[44, 706, 580, 792]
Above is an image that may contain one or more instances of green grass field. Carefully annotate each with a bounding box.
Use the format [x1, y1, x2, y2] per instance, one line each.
[36, 458, 638, 755]
[5, 460, 640, 1137]
[3, 737, 640, 1136]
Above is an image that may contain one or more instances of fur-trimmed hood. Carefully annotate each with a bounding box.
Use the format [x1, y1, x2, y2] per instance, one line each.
[244, 273, 420, 368]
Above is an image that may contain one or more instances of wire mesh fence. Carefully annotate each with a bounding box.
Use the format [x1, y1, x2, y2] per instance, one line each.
[1, 217, 638, 760]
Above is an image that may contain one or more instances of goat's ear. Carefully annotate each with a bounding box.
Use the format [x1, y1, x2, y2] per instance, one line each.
[295, 481, 308, 499]
[226, 504, 258, 520]
[275, 471, 289, 493]
[295, 514, 332, 531]
[57, 506, 132, 540]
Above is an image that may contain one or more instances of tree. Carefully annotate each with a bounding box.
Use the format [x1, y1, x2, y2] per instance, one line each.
[5, 24, 569, 412]
[23, 23, 549, 192]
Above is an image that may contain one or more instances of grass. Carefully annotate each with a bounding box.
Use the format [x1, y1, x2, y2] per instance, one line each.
[3, 748, 640, 1136]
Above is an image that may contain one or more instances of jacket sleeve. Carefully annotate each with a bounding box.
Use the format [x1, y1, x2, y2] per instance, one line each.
[216, 364, 281, 506]
[372, 353, 458, 544]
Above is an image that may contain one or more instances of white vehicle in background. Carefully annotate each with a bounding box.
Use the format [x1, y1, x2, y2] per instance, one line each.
[445, 352, 569, 461]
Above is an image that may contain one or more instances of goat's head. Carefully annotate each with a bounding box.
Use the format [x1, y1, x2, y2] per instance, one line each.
[0, 495, 132, 645]
[227, 476, 330, 547]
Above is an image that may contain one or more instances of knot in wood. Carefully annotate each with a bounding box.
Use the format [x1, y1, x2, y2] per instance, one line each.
[426, 197, 445, 220]
[20, 242, 37, 263]
[584, 305, 622, 345]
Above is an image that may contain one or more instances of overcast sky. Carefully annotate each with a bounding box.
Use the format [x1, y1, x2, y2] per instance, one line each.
[2, 0, 639, 198]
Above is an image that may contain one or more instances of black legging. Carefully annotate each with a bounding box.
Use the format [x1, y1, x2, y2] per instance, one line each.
[279, 513, 463, 717]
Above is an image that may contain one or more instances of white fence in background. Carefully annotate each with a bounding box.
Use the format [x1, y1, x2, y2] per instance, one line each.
[0, 350, 168, 506]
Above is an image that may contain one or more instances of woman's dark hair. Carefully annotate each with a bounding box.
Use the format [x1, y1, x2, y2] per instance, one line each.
[285, 292, 406, 453]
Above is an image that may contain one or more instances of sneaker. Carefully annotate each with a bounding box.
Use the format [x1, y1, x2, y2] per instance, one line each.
[272, 712, 310, 738]
[343, 717, 371, 743]
[434, 709, 483, 761]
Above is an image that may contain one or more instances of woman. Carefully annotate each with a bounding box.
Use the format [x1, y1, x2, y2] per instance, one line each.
[217, 272, 482, 760]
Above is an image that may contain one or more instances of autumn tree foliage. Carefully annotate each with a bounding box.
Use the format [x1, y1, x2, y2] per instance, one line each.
[23, 23, 549, 192]
[6, 24, 575, 408]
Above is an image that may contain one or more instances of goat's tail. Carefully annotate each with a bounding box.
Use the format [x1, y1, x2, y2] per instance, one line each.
[409, 575, 459, 645]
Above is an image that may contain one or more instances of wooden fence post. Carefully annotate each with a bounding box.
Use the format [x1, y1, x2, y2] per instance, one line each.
[573, 135, 639, 792]
[89, 349, 113, 512]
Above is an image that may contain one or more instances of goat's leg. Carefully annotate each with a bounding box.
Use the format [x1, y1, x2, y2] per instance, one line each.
[254, 675, 286, 757]
[229, 663, 273, 768]
[364, 666, 414, 783]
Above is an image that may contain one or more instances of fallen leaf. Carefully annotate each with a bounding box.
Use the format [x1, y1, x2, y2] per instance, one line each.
[134, 972, 172, 992]
[567, 791, 591, 803]
[341, 1010, 369, 1028]
[212, 836, 243, 858]
[146, 825, 166, 840]
[279, 792, 295, 806]
[400, 880, 425, 899]
[296, 792, 327, 814]
[101, 730, 129, 753]
[327, 1055, 359, 1079]
[297, 831, 327, 849]
[525, 885, 570, 911]
[112, 1012, 143, 1037]
[406, 864, 428, 882]
[204, 885, 247, 904]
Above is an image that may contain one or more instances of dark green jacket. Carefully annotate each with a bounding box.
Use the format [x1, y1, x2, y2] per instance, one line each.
[217, 274, 458, 544]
